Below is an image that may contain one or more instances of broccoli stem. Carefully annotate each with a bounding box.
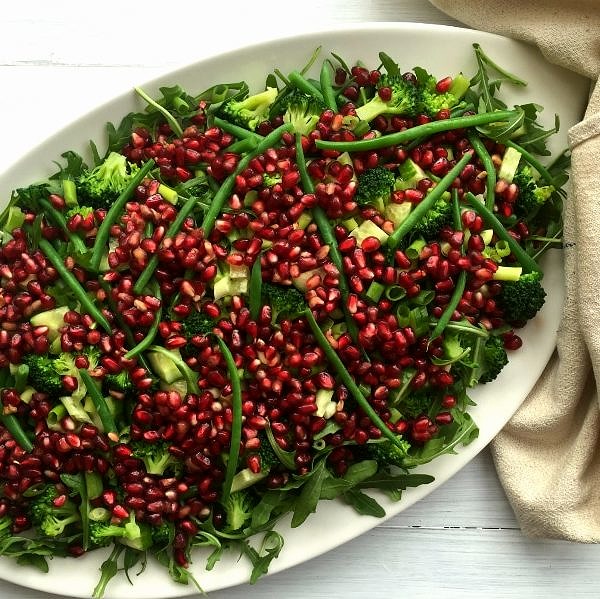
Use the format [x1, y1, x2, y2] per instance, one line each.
[294, 133, 360, 346]
[124, 284, 162, 359]
[319, 61, 338, 112]
[79, 369, 117, 437]
[468, 133, 496, 210]
[304, 309, 404, 449]
[212, 116, 263, 142]
[38, 239, 112, 333]
[133, 191, 203, 295]
[387, 151, 474, 251]
[38, 199, 87, 255]
[429, 270, 467, 342]
[200, 123, 293, 238]
[214, 336, 242, 502]
[0, 414, 33, 452]
[134, 87, 183, 138]
[505, 140, 555, 186]
[288, 71, 325, 103]
[90, 159, 155, 271]
[315, 110, 518, 153]
[463, 192, 541, 273]
[248, 258, 262, 322]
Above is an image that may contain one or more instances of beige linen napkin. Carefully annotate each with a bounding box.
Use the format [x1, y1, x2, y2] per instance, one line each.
[429, 0, 600, 541]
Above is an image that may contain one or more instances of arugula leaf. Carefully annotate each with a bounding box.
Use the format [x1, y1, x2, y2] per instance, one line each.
[105, 113, 135, 156]
[341, 489, 386, 518]
[50, 150, 86, 181]
[358, 472, 435, 492]
[16, 553, 49, 572]
[191, 531, 223, 571]
[93, 545, 124, 599]
[378, 52, 401, 77]
[240, 531, 284, 584]
[291, 459, 327, 527]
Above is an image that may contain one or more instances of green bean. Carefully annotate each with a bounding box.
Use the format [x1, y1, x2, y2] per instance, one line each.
[79, 369, 117, 436]
[0, 414, 32, 452]
[451, 188, 461, 230]
[38, 199, 87, 255]
[90, 159, 155, 271]
[320, 61, 338, 112]
[387, 151, 474, 251]
[468, 133, 496, 210]
[406, 103, 475, 151]
[248, 258, 262, 322]
[226, 137, 259, 154]
[294, 133, 360, 345]
[212, 116, 263, 142]
[39, 239, 111, 333]
[429, 271, 467, 342]
[124, 285, 162, 359]
[464, 192, 541, 273]
[215, 336, 242, 501]
[315, 110, 518, 153]
[133, 191, 202, 295]
[505, 140, 555, 185]
[304, 309, 404, 449]
[201, 123, 293, 238]
[288, 71, 325, 103]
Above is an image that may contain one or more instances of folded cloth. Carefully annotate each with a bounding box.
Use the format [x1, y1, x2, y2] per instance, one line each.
[430, 0, 600, 541]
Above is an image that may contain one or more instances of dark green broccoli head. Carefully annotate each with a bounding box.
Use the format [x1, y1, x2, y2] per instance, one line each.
[89, 515, 142, 549]
[355, 166, 395, 209]
[77, 152, 138, 210]
[497, 271, 546, 322]
[365, 439, 411, 468]
[479, 335, 509, 384]
[103, 370, 135, 399]
[29, 485, 80, 538]
[355, 75, 420, 122]
[130, 440, 180, 476]
[150, 521, 174, 548]
[219, 87, 278, 131]
[262, 283, 306, 321]
[280, 89, 326, 136]
[413, 197, 452, 240]
[513, 166, 554, 217]
[415, 70, 469, 116]
[21, 354, 66, 399]
[182, 311, 217, 339]
[397, 390, 434, 419]
[257, 430, 278, 471]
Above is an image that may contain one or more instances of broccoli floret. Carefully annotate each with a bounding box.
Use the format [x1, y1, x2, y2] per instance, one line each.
[103, 370, 134, 398]
[398, 391, 434, 419]
[219, 87, 278, 131]
[29, 485, 80, 538]
[355, 166, 395, 210]
[89, 513, 144, 549]
[365, 438, 411, 468]
[77, 152, 138, 210]
[416, 71, 469, 117]
[130, 439, 180, 476]
[150, 521, 174, 549]
[479, 336, 509, 384]
[22, 352, 80, 400]
[65, 205, 94, 220]
[355, 75, 420, 123]
[257, 430, 279, 471]
[280, 89, 326, 136]
[261, 282, 306, 322]
[513, 166, 554, 217]
[223, 490, 255, 532]
[181, 310, 217, 339]
[497, 271, 546, 322]
[412, 197, 452, 240]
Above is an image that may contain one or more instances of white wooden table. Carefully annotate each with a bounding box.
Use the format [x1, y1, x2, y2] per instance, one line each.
[1, 2, 600, 598]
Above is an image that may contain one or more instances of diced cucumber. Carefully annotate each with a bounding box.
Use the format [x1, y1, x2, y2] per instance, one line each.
[148, 349, 184, 384]
[229, 265, 249, 280]
[213, 275, 248, 300]
[315, 389, 336, 419]
[30, 306, 69, 341]
[349, 220, 389, 246]
[292, 267, 325, 292]
[448, 73, 470, 99]
[498, 146, 522, 183]
[160, 379, 188, 397]
[396, 159, 426, 190]
[342, 217, 359, 232]
[384, 202, 412, 227]
[296, 213, 312, 230]
[158, 183, 178, 205]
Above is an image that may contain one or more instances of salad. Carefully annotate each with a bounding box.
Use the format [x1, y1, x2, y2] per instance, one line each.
[0, 43, 567, 596]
